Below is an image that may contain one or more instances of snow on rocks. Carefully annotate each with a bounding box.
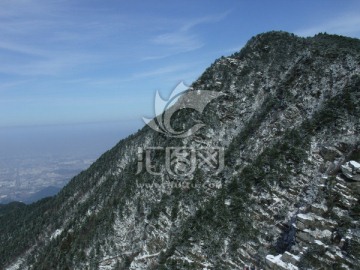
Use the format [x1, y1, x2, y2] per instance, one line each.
[265, 254, 298, 270]
[297, 228, 332, 244]
[296, 212, 336, 231]
[50, 229, 63, 240]
[310, 203, 328, 215]
[341, 160, 360, 181]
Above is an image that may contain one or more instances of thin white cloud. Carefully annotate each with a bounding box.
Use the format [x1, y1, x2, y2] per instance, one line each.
[0, 40, 49, 56]
[57, 63, 200, 87]
[132, 64, 191, 79]
[0, 80, 31, 91]
[0, 0, 51, 17]
[152, 32, 197, 46]
[145, 12, 229, 60]
[180, 11, 230, 32]
[0, 0, 141, 77]
[150, 32, 204, 55]
[295, 13, 360, 37]
[140, 44, 203, 61]
[0, 52, 100, 76]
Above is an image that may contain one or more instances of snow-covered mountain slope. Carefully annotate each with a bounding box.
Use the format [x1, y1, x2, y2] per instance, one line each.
[1, 31, 360, 269]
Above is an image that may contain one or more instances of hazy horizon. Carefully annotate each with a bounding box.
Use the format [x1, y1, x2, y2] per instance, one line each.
[0, 120, 142, 158]
[0, 120, 142, 203]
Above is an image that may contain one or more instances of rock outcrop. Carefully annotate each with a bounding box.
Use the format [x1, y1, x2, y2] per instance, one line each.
[341, 160, 360, 181]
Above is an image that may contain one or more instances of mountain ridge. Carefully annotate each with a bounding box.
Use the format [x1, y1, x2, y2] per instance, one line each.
[1, 31, 360, 269]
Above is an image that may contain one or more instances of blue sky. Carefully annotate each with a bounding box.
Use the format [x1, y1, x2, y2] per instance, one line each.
[1, 0, 360, 129]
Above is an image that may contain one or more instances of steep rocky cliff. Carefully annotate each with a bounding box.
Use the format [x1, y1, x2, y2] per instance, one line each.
[1, 31, 359, 269]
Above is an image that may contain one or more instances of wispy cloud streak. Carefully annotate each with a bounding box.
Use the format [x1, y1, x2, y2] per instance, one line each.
[144, 12, 230, 60]
[295, 13, 360, 37]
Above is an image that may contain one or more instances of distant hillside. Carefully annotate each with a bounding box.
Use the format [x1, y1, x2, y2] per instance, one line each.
[23, 186, 61, 204]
